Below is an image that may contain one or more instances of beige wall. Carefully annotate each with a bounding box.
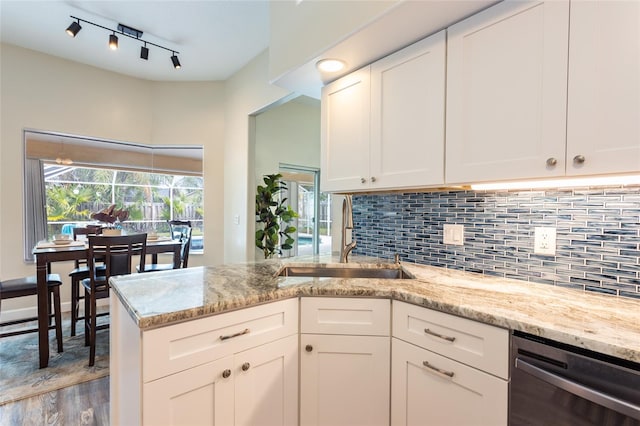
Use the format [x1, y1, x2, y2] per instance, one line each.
[223, 50, 291, 264]
[0, 43, 224, 314]
[269, 0, 397, 81]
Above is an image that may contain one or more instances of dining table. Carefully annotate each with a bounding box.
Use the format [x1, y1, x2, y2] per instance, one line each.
[32, 237, 182, 368]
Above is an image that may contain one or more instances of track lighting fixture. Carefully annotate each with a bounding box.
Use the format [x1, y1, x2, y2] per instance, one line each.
[65, 19, 82, 37]
[109, 33, 118, 50]
[171, 53, 181, 69]
[65, 16, 181, 69]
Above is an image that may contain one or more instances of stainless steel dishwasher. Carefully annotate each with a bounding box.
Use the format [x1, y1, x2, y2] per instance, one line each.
[510, 331, 640, 425]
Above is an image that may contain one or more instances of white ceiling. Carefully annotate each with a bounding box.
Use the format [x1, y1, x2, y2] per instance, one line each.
[0, 0, 270, 82]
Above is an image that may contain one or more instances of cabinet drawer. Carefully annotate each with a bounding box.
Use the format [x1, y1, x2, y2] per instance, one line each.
[143, 298, 298, 383]
[391, 338, 507, 426]
[301, 297, 390, 336]
[392, 301, 508, 378]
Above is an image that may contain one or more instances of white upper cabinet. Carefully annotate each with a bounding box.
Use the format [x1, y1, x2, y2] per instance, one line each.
[566, 0, 640, 176]
[321, 30, 446, 192]
[445, 1, 570, 184]
[370, 30, 446, 188]
[321, 67, 371, 192]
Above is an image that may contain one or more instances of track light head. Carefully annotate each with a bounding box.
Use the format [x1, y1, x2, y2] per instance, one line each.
[109, 33, 118, 50]
[140, 44, 149, 60]
[66, 20, 82, 37]
[171, 54, 181, 69]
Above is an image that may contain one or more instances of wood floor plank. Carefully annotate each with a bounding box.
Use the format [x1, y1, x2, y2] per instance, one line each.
[0, 377, 109, 426]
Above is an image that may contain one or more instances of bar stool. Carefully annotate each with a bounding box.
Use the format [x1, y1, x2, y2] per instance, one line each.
[0, 274, 64, 353]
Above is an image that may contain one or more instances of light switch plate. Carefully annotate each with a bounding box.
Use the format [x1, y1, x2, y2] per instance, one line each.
[534, 227, 556, 255]
[443, 224, 464, 246]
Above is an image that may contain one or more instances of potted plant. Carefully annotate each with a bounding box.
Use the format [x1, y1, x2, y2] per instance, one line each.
[91, 204, 129, 235]
[255, 174, 298, 259]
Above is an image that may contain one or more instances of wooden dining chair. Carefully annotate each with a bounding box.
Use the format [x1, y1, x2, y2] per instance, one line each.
[69, 225, 105, 336]
[0, 273, 64, 353]
[83, 233, 146, 366]
[139, 220, 192, 272]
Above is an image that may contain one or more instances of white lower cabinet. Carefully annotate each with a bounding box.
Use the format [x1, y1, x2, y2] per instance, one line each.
[300, 297, 391, 426]
[391, 338, 507, 426]
[143, 355, 235, 426]
[111, 297, 299, 426]
[391, 301, 509, 426]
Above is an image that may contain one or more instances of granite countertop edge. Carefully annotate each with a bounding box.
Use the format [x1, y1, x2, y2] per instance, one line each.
[110, 256, 640, 364]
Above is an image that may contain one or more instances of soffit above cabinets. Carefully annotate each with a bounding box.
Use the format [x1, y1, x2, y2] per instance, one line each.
[273, 0, 499, 99]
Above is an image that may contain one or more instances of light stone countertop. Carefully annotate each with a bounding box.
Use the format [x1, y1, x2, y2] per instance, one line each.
[109, 256, 640, 364]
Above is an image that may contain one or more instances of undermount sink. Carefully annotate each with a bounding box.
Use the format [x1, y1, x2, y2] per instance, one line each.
[278, 265, 411, 279]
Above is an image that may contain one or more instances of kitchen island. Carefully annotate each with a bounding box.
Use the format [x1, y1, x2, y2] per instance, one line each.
[109, 256, 640, 424]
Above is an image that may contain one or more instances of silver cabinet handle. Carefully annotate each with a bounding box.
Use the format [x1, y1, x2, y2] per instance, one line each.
[220, 328, 250, 341]
[516, 358, 640, 420]
[371, 176, 377, 183]
[241, 362, 251, 371]
[423, 361, 455, 378]
[546, 157, 557, 167]
[360, 177, 367, 184]
[573, 155, 586, 164]
[222, 369, 231, 379]
[424, 328, 456, 342]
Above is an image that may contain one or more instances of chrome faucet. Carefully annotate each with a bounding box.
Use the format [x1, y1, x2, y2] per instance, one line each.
[340, 195, 356, 263]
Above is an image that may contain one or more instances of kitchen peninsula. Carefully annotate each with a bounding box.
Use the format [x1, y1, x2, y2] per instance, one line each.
[109, 257, 640, 425]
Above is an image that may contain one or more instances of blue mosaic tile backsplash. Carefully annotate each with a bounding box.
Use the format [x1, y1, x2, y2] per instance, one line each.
[352, 186, 640, 299]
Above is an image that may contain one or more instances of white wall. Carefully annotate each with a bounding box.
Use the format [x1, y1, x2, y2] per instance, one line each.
[223, 50, 291, 264]
[0, 44, 224, 312]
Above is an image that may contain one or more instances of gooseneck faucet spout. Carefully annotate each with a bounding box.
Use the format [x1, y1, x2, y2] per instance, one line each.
[340, 195, 356, 263]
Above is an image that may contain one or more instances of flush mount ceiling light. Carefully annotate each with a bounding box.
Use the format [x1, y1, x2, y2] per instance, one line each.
[316, 58, 346, 73]
[65, 16, 181, 69]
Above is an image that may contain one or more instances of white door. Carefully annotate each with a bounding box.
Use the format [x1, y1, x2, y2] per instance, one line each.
[234, 334, 299, 426]
[446, 0, 570, 184]
[370, 30, 446, 189]
[391, 338, 507, 426]
[566, 0, 640, 176]
[300, 334, 390, 426]
[321, 67, 371, 192]
[143, 355, 234, 426]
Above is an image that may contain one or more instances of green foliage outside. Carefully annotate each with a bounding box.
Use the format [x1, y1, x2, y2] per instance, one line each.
[255, 174, 298, 259]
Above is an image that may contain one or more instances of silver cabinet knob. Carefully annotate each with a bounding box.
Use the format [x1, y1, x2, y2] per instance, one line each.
[305, 345, 313, 352]
[360, 177, 366, 184]
[241, 362, 250, 371]
[371, 176, 377, 183]
[546, 158, 557, 167]
[222, 369, 231, 379]
[573, 155, 585, 165]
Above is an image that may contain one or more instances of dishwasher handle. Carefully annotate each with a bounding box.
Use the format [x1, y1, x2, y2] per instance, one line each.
[515, 358, 640, 421]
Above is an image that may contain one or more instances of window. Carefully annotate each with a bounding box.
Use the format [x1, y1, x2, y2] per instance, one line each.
[23, 130, 204, 260]
[44, 164, 203, 245]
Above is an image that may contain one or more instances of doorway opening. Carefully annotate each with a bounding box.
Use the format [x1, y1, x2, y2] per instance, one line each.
[279, 164, 331, 256]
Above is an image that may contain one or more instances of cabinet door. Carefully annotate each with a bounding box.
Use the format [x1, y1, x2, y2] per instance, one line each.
[566, 1, 640, 176]
[321, 67, 371, 192]
[143, 356, 234, 426]
[391, 338, 507, 426]
[234, 334, 298, 426]
[300, 334, 390, 426]
[370, 30, 446, 189]
[446, 1, 569, 184]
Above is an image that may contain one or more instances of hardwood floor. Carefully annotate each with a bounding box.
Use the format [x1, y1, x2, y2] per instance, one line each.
[0, 377, 109, 425]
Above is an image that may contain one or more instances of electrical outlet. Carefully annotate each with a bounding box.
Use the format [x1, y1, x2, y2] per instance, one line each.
[534, 227, 556, 255]
[443, 224, 464, 246]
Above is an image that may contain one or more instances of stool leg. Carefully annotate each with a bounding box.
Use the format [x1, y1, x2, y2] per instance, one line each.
[71, 276, 78, 336]
[51, 287, 63, 353]
[84, 288, 91, 347]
